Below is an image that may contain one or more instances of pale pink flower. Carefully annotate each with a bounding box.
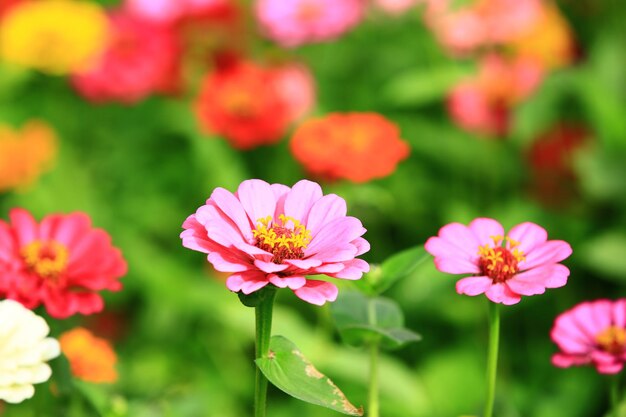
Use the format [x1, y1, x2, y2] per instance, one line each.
[447, 81, 507, 137]
[255, 0, 364, 47]
[425, 218, 572, 305]
[271, 63, 316, 123]
[181, 179, 370, 305]
[552, 299, 626, 374]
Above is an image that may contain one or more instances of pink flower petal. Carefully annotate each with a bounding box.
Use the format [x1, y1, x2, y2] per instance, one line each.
[455, 276, 492, 296]
[283, 179, 323, 224]
[207, 252, 251, 272]
[550, 325, 591, 354]
[506, 222, 547, 254]
[513, 264, 569, 288]
[237, 179, 276, 224]
[226, 271, 268, 294]
[485, 283, 521, 305]
[612, 300, 626, 328]
[305, 194, 347, 237]
[284, 258, 322, 269]
[425, 236, 478, 264]
[330, 258, 369, 280]
[9, 208, 38, 246]
[352, 237, 370, 256]
[552, 353, 590, 368]
[271, 183, 291, 216]
[590, 300, 613, 333]
[505, 278, 546, 296]
[570, 302, 606, 337]
[433, 257, 480, 274]
[254, 259, 289, 273]
[468, 218, 505, 247]
[211, 188, 254, 241]
[520, 240, 572, 270]
[305, 217, 366, 256]
[268, 274, 306, 289]
[293, 280, 338, 305]
[596, 362, 623, 374]
[438, 222, 481, 256]
[315, 263, 346, 274]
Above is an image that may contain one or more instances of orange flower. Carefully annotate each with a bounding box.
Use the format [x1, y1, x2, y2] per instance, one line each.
[194, 61, 290, 150]
[59, 328, 118, 383]
[290, 112, 410, 183]
[0, 120, 57, 192]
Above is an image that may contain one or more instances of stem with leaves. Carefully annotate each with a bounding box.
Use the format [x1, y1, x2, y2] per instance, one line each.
[483, 302, 500, 417]
[611, 374, 621, 417]
[367, 296, 380, 417]
[254, 288, 277, 417]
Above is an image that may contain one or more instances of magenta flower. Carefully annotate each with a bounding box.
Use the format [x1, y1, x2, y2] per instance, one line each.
[255, 0, 364, 48]
[552, 299, 626, 374]
[181, 179, 370, 305]
[425, 218, 572, 305]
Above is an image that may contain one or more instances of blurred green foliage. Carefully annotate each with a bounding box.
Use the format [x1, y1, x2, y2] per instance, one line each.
[1, 0, 625, 416]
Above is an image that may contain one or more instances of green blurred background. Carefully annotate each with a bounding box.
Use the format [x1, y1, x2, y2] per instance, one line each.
[1, 0, 625, 416]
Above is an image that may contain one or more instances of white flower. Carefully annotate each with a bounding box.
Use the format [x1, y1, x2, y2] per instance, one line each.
[0, 300, 60, 404]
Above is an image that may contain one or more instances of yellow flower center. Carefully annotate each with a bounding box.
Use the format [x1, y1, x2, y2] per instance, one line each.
[21, 240, 69, 280]
[477, 235, 526, 283]
[596, 326, 626, 355]
[253, 214, 312, 263]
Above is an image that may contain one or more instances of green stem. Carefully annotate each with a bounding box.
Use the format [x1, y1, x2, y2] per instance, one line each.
[611, 374, 621, 417]
[254, 288, 277, 417]
[483, 302, 500, 417]
[368, 342, 380, 417]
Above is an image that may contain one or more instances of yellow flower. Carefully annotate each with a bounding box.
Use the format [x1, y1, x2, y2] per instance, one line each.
[59, 328, 118, 384]
[0, 0, 110, 75]
[0, 120, 58, 192]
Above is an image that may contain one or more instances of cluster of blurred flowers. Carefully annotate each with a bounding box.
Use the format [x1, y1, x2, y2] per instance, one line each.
[0, 207, 127, 403]
[0, 0, 416, 186]
[427, 0, 576, 137]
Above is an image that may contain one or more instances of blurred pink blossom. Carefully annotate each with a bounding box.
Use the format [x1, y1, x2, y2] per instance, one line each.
[271, 63, 316, 122]
[125, 0, 229, 25]
[181, 179, 370, 305]
[447, 53, 543, 136]
[255, 0, 364, 47]
[425, 218, 572, 305]
[552, 299, 626, 374]
[72, 11, 181, 104]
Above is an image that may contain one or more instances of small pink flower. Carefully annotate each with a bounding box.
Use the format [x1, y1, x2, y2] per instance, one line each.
[425, 218, 572, 305]
[552, 299, 626, 374]
[181, 179, 370, 305]
[271, 63, 316, 123]
[0, 209, 127, 318]
[125, 0, 229, 25]
[255, 0, 364, 48]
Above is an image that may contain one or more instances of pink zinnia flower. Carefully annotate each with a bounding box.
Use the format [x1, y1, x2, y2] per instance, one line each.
[0, 209, 127, 318]
[425, 218, 572, 305]
[181, 179, 370, 305]
[72, 11, 181, 104]
[255, 0, 364, 48]
[552, 299, 626, 374]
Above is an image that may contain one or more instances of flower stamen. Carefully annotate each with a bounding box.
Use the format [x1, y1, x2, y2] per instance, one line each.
[253, 214, 311, 263]
[596, 326, 626, 355]
[21, 240, 69, 280]
[478, 236, 526, 283]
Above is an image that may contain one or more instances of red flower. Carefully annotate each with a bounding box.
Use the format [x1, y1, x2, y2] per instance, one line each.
[0, 209, 127, 318]
[290, 112, 410, 183]
[72, 11, 181, 104]
[194, 61, 291, 149]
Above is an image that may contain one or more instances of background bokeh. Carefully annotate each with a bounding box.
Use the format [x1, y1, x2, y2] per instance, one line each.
[1, 0, 625, 416]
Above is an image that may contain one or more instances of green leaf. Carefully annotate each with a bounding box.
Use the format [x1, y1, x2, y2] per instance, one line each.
[331, 292, 421, 350]
[382, 65, 472, 107]
[255, 336, 363, 416]
[356, 246, 429, 295]
[50, 354, 74, 396]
